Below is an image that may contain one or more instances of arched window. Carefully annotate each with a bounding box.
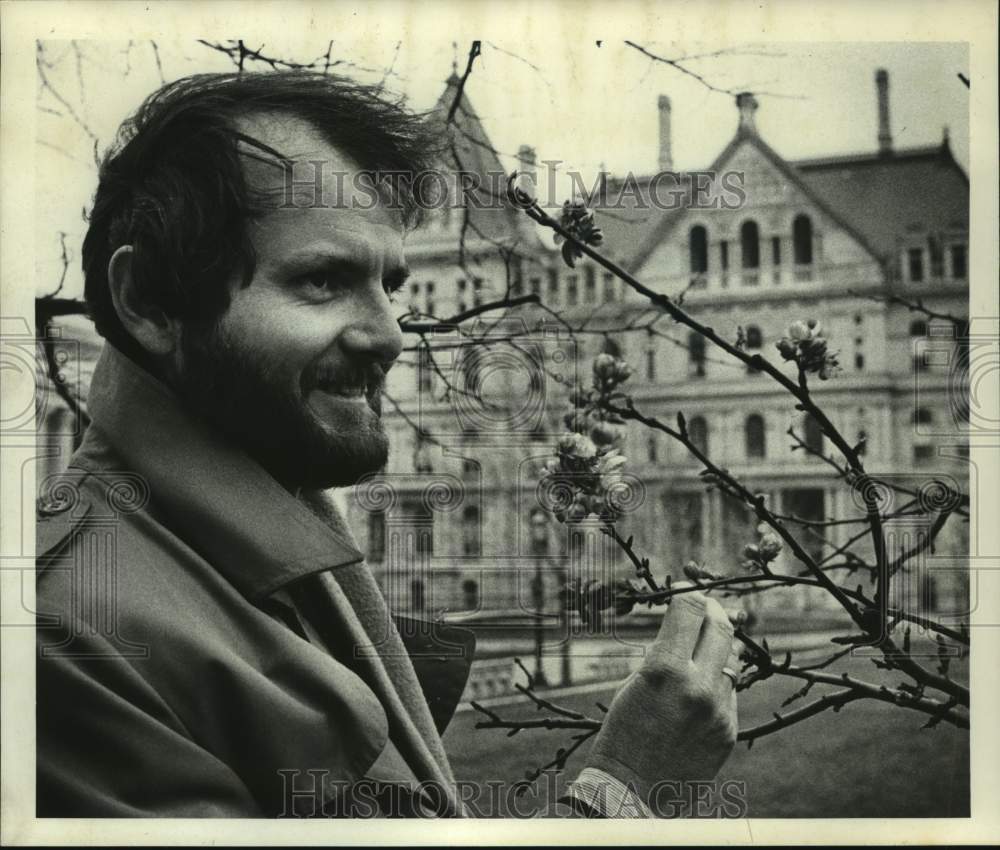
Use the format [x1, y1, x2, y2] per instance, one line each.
[689, 225, 709, 277]
[462, 578, 480, 610]
[803, 413, 823, 455]
[745, 325, 763, 374]
[745, 414, 766, 459]
[793, 215, 813, 265]
[462, 505, 480, 556]
[689, 416, 709, 456]
[740, 221, 760, 269]
[688, 332, 706, 378]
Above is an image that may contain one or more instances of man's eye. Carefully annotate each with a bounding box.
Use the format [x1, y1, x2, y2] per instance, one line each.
[302, 273, 338, 291]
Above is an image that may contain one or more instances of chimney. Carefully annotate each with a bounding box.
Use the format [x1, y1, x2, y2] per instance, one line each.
[517, 144, 537, 195]
[657, 94, 673, 172]
[876, 68, 893, 156]
[736, 92, 758, 135]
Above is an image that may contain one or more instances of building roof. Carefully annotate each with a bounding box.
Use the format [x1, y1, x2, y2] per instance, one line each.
[423, 74, 538, 251]
[794, 141, 969, 259]
[591, 132, 968, 273]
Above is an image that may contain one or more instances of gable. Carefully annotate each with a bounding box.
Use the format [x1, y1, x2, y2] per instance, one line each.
[634, 137, 878, 286]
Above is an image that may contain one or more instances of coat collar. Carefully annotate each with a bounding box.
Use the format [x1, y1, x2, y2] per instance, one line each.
[80, 343, 365, 602]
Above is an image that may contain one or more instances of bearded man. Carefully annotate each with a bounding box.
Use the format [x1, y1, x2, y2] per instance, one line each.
[36, 71, 739, 818]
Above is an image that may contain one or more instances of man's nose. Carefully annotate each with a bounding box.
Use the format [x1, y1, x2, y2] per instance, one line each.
[339, 286, 405, 365]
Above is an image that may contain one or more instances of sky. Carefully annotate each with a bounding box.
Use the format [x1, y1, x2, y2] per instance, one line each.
[35, 38, 969, 300]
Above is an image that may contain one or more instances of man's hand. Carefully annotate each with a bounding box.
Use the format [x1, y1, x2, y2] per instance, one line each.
[580, 590, 739, 816]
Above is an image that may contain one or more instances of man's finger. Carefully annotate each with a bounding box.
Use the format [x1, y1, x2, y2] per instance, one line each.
[647, 591, 708, 666]
[693, 597, 736, 672]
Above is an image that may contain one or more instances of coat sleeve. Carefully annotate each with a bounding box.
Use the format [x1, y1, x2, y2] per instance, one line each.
[37, 629, 263, 818]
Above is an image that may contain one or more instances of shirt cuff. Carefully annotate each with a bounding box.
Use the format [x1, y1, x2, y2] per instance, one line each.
[563, 767, 652, 818]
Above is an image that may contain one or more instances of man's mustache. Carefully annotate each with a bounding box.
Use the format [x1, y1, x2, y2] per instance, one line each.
[309, 362, 387, 401]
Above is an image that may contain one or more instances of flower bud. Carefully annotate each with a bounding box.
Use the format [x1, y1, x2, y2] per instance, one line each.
[590, 421, 621, 446]
[787, 320, 810, 341]
[557, 432, 597, 460]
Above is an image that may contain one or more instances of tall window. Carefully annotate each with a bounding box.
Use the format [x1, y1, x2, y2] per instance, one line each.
[719, 241, 729, 287]
[462, 505, 480, 556]
[547, 268, 560, 305]
[689, 416, 709, 456]
[584, 266, 596, 303]
[689, 225, 709, 285]
[771, 236, 782, 284]
[745, 325, 763, 373]
[928, 235, 944, 279]
[793, 215, 813, 265]
[782, 489, 824, 561]
[688, 332, 706, 378]
[950, 244, 967, 279]
[472, 277, 483, 307]
[603, 272, 616, 302]
[646, 330, 656, 381]
[908, 248, 924, 282]
[529, 276, 542, 297]
[425, 281, 435, 316]
[647, 433, 658, 463]
[566, 275, 579, 307]
[745, 414, 766, 459]
[803, 413, 823, 455]
[740, 221, 760, 269]
[461, 578, 480, 610]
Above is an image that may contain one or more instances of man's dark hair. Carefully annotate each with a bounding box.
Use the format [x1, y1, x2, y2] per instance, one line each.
[82, 70, 441, 358]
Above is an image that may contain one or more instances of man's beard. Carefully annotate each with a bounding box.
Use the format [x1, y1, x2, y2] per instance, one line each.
[174, 323, 390, 490]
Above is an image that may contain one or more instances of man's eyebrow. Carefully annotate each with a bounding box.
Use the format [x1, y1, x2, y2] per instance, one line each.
[278, 247, 410, 284]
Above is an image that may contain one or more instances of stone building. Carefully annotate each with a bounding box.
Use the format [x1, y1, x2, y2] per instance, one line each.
[344, 68, 971, 630]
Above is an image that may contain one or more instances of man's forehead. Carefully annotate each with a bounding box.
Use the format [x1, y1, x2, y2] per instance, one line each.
[235, 112, 358, 173]
[235, 112, 405, 232]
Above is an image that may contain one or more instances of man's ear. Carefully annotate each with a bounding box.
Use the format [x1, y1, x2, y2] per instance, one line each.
[106, 245, 181, 356]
